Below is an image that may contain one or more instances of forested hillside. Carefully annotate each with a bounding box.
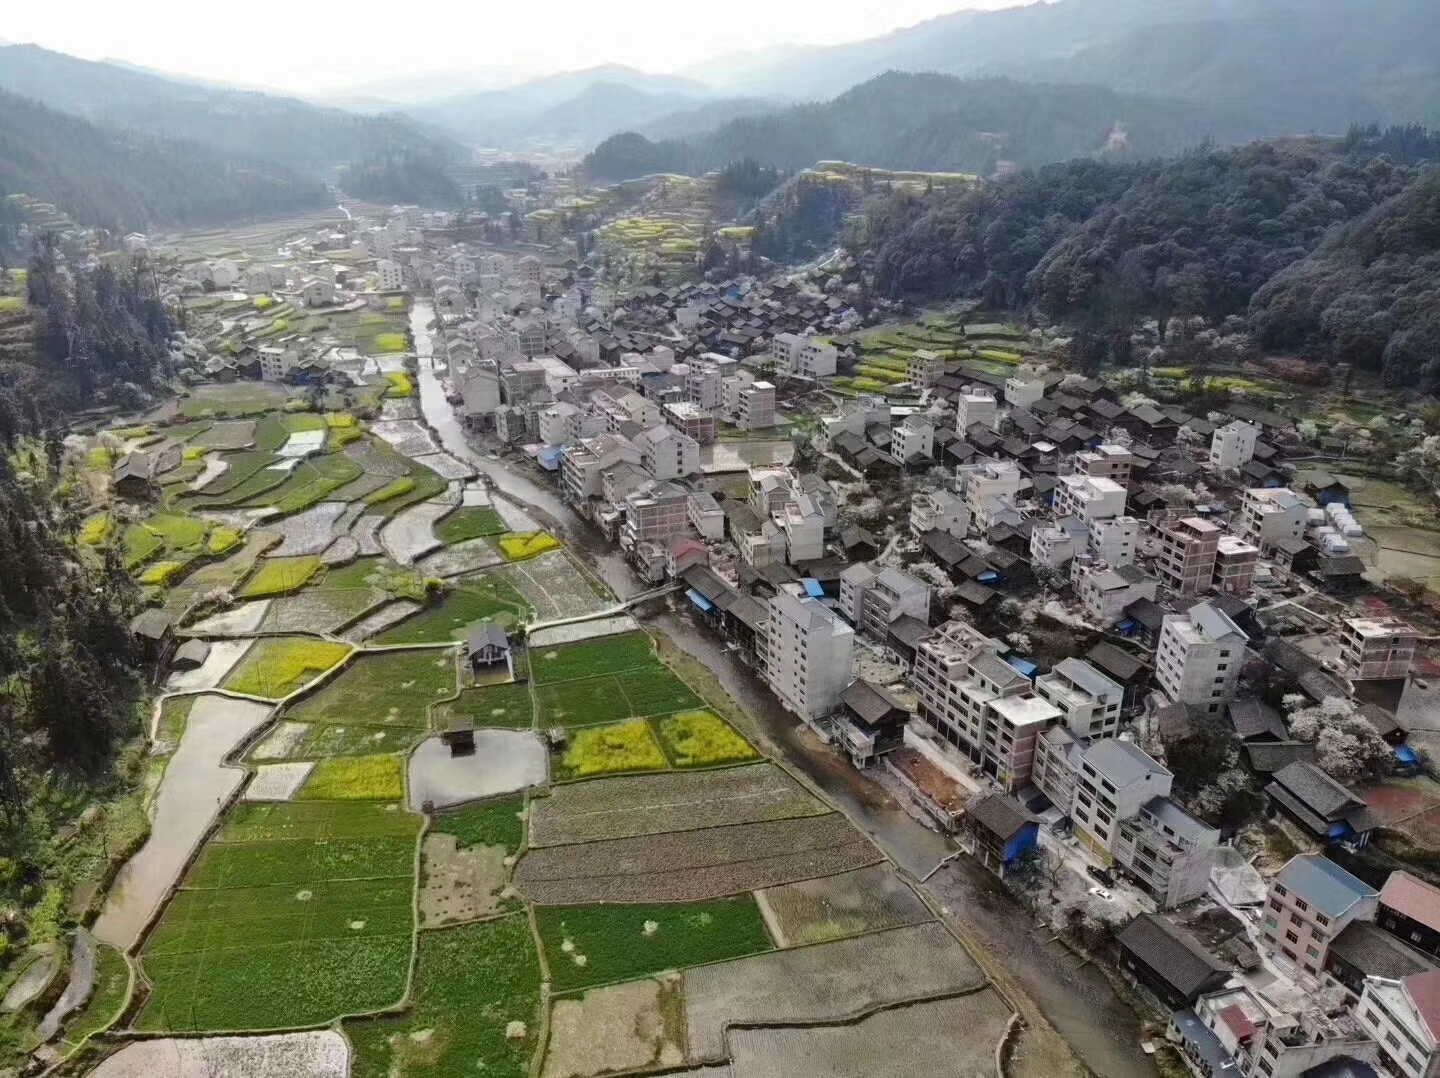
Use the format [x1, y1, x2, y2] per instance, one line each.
[339, 149, 462, 208]
[0, 251, 162, 953]
[584, 73, 1247, 182]
[0, 44, 460, 177]
[0, 90, 328, 237]
[856, 127, 1440, 389]
[1, 242, 173, 434]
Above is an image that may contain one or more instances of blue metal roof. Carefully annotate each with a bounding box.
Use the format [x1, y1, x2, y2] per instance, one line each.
[685, 589, 714, 612]
[977, 570, 1001, 583]
[1275, 853, 1377, 918]
[1004, 656, 1039, 678]
[1397, 745, 1420, 765]
[801, 578, 825, 598]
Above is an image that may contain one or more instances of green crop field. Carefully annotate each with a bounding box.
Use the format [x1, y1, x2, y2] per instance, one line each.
[435, 506, 507, 543]
[223, 637, 352, 699]
[430, 796, 525, 854]
[345, 915, 541, 1078]
[534, 675, 633, 728]
[374, 578, 531, 645]
[534, 665, 702, 728]
[434, 682, 535, 730]
[138, 800, 421, 1030]
[222, 800, 420, 843]
[122, 524, 163, 568]
[529, 632, 658, 684]
[59, 943, 129, 1050]
[186, 837, 416, 889]
[537, 898, 773, 992]
[287, 648, 456, 728]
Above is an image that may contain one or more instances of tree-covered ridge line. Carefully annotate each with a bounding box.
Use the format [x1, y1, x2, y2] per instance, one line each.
[583, 72, 1256, 183]
[0, 88, 329, 241]
[855, 126, 1440, 390]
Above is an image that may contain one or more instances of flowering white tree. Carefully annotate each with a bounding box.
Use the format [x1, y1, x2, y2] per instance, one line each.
[1285, 696, 1392, 783]
[1006, 631, 1034, 653]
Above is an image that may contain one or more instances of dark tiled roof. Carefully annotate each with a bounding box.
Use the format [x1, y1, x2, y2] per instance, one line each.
[1272, 761, 1365, 820]
[1329, 920, 1436, 980]
[1086, 641, 1144, 682]
[968, 793, 1037, 841]
[841, 679, 908, 725]
[1118, 915, 1229, 997]
[1244, 741, 1317, 774]
[1228, 699, 1288, 741]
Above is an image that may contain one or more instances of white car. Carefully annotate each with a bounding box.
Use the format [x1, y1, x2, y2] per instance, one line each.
[1088, 886, 1114, 901]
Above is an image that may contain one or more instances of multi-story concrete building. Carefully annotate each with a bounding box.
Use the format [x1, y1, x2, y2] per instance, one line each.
[773, 494, 825, 563]
[769, 333, 837, 378]
[736, 380, 776, 430]
[956, 387, 999, 433]
[892, 415, 934, 463]
[662, 401, 716, 445]
[1055, 474, 1127, 523]
[760, 590, 854, 722]
[1187, 984, 1380, 1078]
[1035, 658, 1124, 738]
[1070, 737, 1173, 865]
[1151, 513, 1222, 594]
[562, 434, 641, 501]
[1031, 517, 1091, 570]
[910, 489, 969, 539]
[911, 621, 1061, 790]
[633, 424, 701, 481]
[963, 460, 1023, 533]
[1037, 729, 1219, 906]
[619, 482, 691, 551]
[1004, 372, 1046, 409]
[1342, 616, 1418, 681]
[1071, 444, 1136, 485]
[538, 402, 587, 447]
[1358, 972, 1440, 1078]
[1089, 515, 1140, 567]
[1156, 601, 1248, 713]
[685, 364, 724, 409]
[607, 388, 662, 431]
[1114, 796, 1220, 908]
[1262, 853, 1378, 977]
[1239, 488, 1308, 552]
[376, 258, 405, 292]
[1213, 535, 1260, 595]
[686, 491, 725, 541]
[909, 349, 945, 387]
[838, 564, 930, 636]
[1210, 420, 1259, 471]
[1073, 560, 1159, 626]
[748, 467, 792, 516]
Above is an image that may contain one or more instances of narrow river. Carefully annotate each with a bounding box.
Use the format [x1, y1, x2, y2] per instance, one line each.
[409, 301, 1156, 1077]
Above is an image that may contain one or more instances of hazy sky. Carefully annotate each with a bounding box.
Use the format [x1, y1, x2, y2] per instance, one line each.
[5, 0, 1030, 93]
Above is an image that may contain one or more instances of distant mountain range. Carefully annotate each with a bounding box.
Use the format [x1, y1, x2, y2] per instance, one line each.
[0, 88, 327, 236]
[583, 72, 1252, 181]
[408, 65, 730, 147]
[697, 0, 1440, 133]
[0, 44, 462, 177]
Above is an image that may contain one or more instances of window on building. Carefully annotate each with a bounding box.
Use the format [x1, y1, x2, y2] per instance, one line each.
[1285, 930, 1299, 944]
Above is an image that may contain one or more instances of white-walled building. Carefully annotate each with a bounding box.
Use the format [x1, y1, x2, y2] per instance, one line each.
[892, 415, 934, 462]
[1210, 420, 1259, 470]
[911, 489, 970, 539]
[1031, 517, 1090, 570]
[773, 494, 825, 563]
[1238, 487, 1307, 552]
[1089, 515, 1141, 568]
[1005, 373, 1046, 409]
[1358, 973, 1440, 1078]
[839, 566, 930, 640]
[761, 590, 854, 722]
[769, 333, 837, 378]
[1156, 601, 1248, 713]
[376, 259, 405, 292]
[963, 460, 1023, 532]
[956, 388, 999, 433]
[1035, 658, 1124, 738]
[634, 425, 701, 481]
[1054, 474, 1127, 523]
[1342, 616, 1418, 680]
[1074, 561, 1158, 626]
